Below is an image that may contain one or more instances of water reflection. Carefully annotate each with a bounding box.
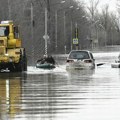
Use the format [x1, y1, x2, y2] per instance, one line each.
[67, 69, 95, 78]
[0, 72, 26, 119]
[19, 69, 95, 120]
[0, 52, 120, 120]
[21, 73, 73, 119]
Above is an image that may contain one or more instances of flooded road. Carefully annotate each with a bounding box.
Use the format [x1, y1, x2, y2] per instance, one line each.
[0, 51, 120, 120]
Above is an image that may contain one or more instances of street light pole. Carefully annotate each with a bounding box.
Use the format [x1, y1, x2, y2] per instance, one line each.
[55, 11, 58, 53]
[71, 20, 73, 50]
[64, 7, 73, 54]
[55, 5, 74, 54]
[45, 7, 48, 55]
[50, 1, 66, 53]
[64, 11, 66, 54]
[8, 0, 11, 19]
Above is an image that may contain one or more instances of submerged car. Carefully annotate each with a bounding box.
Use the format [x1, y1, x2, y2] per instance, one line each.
[66, 50, 95, 70]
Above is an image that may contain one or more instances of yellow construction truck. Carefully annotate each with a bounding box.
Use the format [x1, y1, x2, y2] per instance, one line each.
[0, 20, 27, 72]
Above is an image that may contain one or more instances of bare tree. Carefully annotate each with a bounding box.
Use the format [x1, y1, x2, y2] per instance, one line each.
[98, 5, 120, 46]
[117, 0, 120, 15]
[87, 0, 99, 21]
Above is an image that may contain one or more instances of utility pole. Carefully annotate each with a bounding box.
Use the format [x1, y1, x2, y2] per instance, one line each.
[54, 1, 66, 53]
[31, 2, 34, 41]
[31, 2, 34, 65]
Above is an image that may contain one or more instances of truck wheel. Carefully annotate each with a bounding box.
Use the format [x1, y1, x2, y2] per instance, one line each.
[13, 48, 27, 72]
[14, 50, 23, 72]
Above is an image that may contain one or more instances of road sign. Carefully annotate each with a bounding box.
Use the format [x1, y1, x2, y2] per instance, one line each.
[73, 38, 78, 44]
[43, 34, 49, 40]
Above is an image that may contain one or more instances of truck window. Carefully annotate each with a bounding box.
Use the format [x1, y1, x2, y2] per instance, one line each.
[14, 26, 19, 38]
[0, 26, 9, 36]
[4, 26, 9, 36]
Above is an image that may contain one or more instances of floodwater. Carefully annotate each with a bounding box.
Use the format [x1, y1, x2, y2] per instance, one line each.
[0, 51, 120, 120]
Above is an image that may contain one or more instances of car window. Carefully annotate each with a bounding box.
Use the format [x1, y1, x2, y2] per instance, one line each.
[90, 53, 94, 59]
[69, 51, 90, 59]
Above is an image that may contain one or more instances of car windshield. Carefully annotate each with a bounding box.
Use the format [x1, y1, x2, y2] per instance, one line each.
[69, 51, 90, 59]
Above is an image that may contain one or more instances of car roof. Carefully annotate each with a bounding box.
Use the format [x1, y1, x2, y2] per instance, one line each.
[69, 50, 91, 53]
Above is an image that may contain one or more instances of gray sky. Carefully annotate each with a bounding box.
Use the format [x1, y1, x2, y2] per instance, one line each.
[79, 0, 117, 12]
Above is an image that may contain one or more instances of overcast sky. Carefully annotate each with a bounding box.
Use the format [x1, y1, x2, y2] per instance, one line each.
[80, 0, 117, 12]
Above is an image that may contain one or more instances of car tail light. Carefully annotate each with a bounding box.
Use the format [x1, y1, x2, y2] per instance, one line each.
[84, 59, 92, 63]
[66, 59, 74, 63]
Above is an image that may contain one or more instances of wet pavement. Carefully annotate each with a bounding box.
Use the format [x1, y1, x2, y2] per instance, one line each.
[0, 51, 120, 120]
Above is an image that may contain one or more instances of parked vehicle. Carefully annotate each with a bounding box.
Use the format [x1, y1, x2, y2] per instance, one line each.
[111, 61, 120, 68]
[66, 50, 95, 70]
[111, 53, 120, 68]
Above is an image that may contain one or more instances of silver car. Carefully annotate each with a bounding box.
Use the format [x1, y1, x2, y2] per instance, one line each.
[66, 50, 95, 70]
